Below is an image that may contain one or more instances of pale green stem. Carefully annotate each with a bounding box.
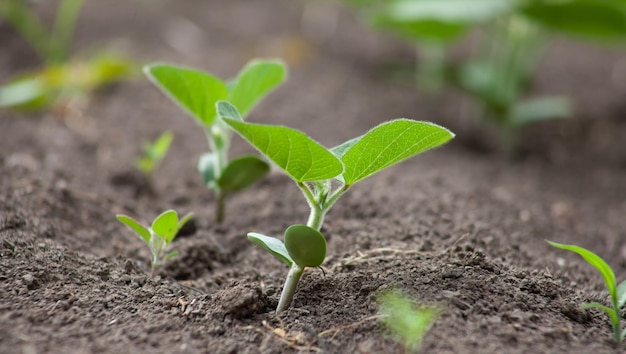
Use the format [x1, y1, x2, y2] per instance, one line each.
[276, 264, 303, 312]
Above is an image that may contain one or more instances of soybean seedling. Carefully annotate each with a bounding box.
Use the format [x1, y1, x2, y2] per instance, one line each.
[144, 60, 287, 223]
[0, 0, 135, 111]
[218, 101, 454, 312]
[117, 210, 192, 277]
[135, 131, 174, 177]
[377, 289, 442, 354]
[548, 241, 626, 345]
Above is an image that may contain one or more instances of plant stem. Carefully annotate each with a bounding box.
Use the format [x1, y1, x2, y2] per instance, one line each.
[276, 264, 303, 312]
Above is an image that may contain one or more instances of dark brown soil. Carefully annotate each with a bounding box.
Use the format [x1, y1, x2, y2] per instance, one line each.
[2, 1, 626, 353]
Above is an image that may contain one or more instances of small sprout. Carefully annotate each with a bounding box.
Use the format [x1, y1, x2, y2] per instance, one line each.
[135, 131, 174, 177]
[144, 59, 286, 222]
[377, 290, 442, 354]
[117, 210, 192, 277]
[220, 101, 454, 311]
[548, 241, 626, 345]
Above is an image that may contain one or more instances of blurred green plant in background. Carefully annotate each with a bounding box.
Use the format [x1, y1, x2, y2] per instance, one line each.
[343, 0, 626, 154]
[0, 0, 136, 111]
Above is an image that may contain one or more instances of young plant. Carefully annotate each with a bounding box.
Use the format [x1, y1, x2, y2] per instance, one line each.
[135, 131, 174, 177]
[218, 101, 454, 312]
[377, 289, 442, 354]
[0, 1, 135, 111]
[345, 0, 626, 155]
[117, 210, 192, 277]
[144, 60, 286, 223]
[548, 240, 626, 345]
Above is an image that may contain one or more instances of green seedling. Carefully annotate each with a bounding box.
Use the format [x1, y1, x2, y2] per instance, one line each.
[136, 131, 174, 177]
[0, 0, 135, 111]
[346, 0, 626, 155]
[377, 290, 442, 354]
[548, 241, 626, 345]
[218, 101, 454, 312]
[144, 60, 286, 223]
[117, 210, 192, 277]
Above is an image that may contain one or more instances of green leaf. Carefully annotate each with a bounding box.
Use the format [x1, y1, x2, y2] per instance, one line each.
[223, 118, 344, 182]
[151, 210, 179, 242]
[228, 60, 287, 118]
[284, 224, 326, 268]
[378, 290, 442, 353]
[547, 241, 617, 304]
[198, 152, 219, 188]
[149, 131, 174, 160]
[617, 279, 626, 308]
[340, 119, 454, 185]
[164, 251, 179, 261]
[330, 136, 363, 159]
[511, 96, 571, 127]
[0, 77, 45, 107]
[522, 1, 626, 42]
[247, 232, 293, 267]
[116, 215, 150, 243]
[144, 64, 228, 127]
[218, 155, 270, 193]
[216, 100, 244, 122]
[176, 212, 193, 233]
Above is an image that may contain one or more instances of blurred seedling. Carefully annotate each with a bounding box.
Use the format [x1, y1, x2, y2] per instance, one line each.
[346, 0, 626, 155]
[219, 100, 454, 312]
[0, 0, 135, 111]
[135, 131, 174, 178]
[117, 210, 192, 277]
[377, 289, 442, 354]
[144, 60, 286, 223]
[548, 241, 626, 346]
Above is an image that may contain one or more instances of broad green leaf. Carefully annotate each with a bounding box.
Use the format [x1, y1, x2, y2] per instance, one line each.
[216, 100, 244, 122]
[284, 224, 326, 267]
[522, 1, 626, 41]
[341, 119, 454, 185]
[116, 215, 150, 243]
[547, 241, 617, 304]
[511, 96, 571, 127]
[617, 279, 626, 308]
[218, 155, 270, 193]
[176, 212, 193, 233]
[144, 64, 228, 127]
[228, 60, 287, 118]
[164, 251, 179, 261]
[151, 210, 179, 242]
[248, 232, 293, 267]
[198, 152, 219, 188]
[223, 118, 344, 182]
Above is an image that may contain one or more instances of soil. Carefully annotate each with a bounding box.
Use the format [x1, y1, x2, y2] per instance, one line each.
[2, 1, 626, 353]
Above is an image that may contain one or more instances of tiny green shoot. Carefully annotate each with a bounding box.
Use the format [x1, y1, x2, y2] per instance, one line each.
[548, 240, 626, 345]
[219, 101, 454, 312]
[144, 60, 286, 223]
[136, 131, 174, 177]
[377, 289, 442, 354]
[0, 1, 136, 111]
[117, 210, 192, 277]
